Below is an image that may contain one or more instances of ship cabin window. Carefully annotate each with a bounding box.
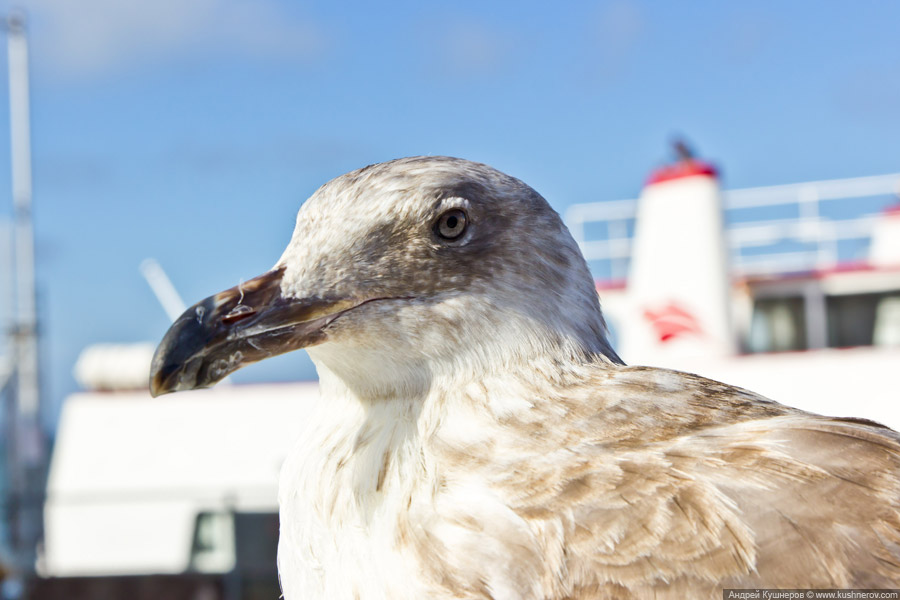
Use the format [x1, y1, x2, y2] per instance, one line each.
[189, 512, 236, 574]
[829, 292, 900, 348]
[748, 291, 900, 353]
[189, 511, 280, 580]
[748, 296, 807, 352]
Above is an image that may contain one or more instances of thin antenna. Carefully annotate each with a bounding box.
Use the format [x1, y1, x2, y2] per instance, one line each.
[140, 259, 231, 384]
[140, 258, 187, 322]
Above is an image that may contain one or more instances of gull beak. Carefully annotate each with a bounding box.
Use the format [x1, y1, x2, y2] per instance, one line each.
[149, 266, 355, 396]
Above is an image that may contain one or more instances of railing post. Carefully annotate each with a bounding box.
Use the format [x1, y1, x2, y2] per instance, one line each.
[609, 218, 627, 280]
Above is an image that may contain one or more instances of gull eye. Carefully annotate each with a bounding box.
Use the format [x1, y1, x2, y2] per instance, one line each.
[435, 209, 468, 240]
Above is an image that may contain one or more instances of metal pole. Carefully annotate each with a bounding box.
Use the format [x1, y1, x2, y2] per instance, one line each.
[8, 13, 39, 423]
[6, 12, 44, 581]
[0, 218, 12, 362]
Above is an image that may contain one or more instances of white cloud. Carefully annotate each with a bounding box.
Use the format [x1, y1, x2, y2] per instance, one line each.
[413, 14, 518, 80]
[436, 19, 514, 76]
[594, 0, 643, 60]
[582, 0, 644, 83]
[7, 0, 327, 78]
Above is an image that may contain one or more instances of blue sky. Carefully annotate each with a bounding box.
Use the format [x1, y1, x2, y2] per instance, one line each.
[0, 0, 897, 428]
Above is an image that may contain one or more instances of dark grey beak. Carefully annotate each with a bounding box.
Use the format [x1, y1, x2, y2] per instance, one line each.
[149, 266, 355, 396]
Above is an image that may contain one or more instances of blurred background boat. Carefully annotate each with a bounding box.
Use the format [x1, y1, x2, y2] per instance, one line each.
[566, 146, 900, 426]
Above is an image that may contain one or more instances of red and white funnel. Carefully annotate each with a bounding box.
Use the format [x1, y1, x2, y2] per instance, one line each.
[620, 147, 736, 365]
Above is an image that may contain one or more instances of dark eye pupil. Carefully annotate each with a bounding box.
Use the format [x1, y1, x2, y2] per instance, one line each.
[435, 209, 468, 240]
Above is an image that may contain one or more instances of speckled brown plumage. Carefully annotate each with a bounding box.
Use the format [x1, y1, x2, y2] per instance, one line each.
[405, 361, 900, 597]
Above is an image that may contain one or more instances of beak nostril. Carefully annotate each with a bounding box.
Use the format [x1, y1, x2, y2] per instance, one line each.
[222, 304, 256, 325]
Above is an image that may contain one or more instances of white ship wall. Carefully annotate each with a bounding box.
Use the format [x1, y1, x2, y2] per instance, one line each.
[42, 382, 319, 576]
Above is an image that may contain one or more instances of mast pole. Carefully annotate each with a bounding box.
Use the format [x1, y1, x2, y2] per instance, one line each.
[6, 11, 44, 576]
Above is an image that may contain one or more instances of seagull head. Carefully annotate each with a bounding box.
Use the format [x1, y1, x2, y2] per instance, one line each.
[150, 156, 619, 399]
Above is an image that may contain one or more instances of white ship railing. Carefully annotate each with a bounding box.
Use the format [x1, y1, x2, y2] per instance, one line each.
[564, 172, 900, 281]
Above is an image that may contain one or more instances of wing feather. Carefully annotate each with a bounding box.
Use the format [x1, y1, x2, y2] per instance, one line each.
[485, 366, 900, 597]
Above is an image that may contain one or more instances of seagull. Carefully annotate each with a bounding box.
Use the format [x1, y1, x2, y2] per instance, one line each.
[150, 156, 900, 598]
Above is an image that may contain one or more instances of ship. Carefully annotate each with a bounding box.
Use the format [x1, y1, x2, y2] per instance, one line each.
[565, 144, 900, 427]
